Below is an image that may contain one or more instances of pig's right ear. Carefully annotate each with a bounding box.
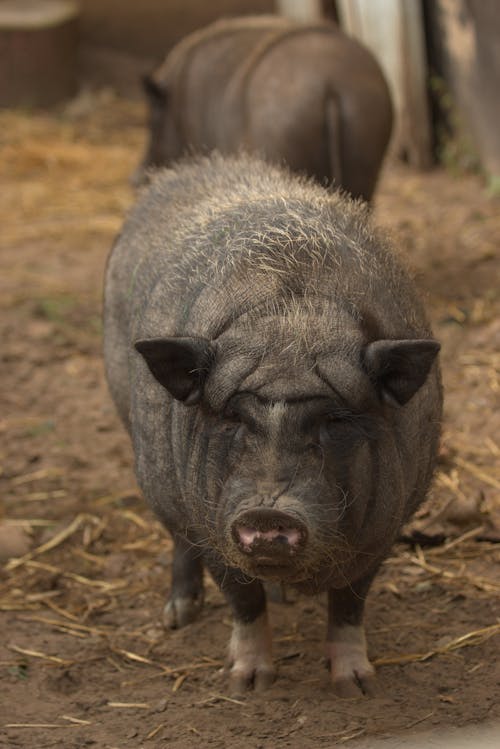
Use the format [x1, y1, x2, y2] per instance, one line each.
[362, 338, 440, 406]
[134, 337, 215, 405]
[142, 74, 167, 104]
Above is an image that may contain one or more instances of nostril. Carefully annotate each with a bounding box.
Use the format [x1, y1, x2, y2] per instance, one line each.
[238, 526, 260, 547]
[236, 525, 302, 549]
[275, 527, 301, 545]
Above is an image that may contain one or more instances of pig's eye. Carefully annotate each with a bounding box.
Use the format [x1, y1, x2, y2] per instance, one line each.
[219, 408, 243, 435]
[321, 416, 355, 439]
[223, 406, 240, 422]
[320, 412, 375, 444]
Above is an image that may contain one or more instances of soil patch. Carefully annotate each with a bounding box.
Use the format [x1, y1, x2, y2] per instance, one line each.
[0, 96, 499, 748]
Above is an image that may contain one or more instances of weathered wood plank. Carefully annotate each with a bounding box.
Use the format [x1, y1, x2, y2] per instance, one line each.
[337, 0, 433, 168]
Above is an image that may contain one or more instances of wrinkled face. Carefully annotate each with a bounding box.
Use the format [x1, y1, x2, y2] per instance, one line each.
[136, 324, 439, 589]
[200, 388, 385, 587]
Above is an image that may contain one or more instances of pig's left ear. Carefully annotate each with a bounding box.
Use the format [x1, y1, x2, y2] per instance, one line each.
[362, 339, 440, 406]
[142, 74, 167, 104]
[135, 336, 215, 405]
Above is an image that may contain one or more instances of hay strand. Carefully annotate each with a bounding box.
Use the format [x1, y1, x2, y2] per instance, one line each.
[454, 456, 500, 491]
[22, 559, 127, 590]
[5, 514, 90, 571]
[5, 723, 75, 729]
[107, 702, 151, 709]
[374, 623, 500, 667]
[146, 723, 165, 739]
[8, 644, 73, 666]
[10, 467, 64, 486]
[61, 715, 92, 725]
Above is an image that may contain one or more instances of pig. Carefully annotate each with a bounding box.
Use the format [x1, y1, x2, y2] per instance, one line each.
[104, 153, 442, 697]
[133, 15, 393, 202]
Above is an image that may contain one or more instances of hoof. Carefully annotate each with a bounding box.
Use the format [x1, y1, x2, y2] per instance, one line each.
[163, 594, 204, 629]
[228, 663, 276, 696]
[226, 612, 276, 695]
[332, 669, 376, 698]
[327, 624, 376, 698]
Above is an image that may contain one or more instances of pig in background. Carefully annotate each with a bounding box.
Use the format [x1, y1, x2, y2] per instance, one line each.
[104, 153, 442, 697]
[133, 15, 393, 202]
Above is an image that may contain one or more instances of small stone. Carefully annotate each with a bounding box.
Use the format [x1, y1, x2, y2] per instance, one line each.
[414, 581, 433, 593]
[0, 523, 32, 561]
[154, 697, 168, 712]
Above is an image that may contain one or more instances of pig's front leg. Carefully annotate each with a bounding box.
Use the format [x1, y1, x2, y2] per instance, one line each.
[227, 610, 275, 694]
[163, 533, 204, 629]
[207, 560, 276, 694]
[327, 571, 377, 698]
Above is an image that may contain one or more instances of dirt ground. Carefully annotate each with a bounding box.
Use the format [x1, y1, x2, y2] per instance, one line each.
[0, 95, 499, 749]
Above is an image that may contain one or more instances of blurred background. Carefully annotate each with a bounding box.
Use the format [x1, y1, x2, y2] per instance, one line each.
[2, 0, 500, 179]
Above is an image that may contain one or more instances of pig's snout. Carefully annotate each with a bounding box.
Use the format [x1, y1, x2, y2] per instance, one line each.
[231, 508, 308, 568]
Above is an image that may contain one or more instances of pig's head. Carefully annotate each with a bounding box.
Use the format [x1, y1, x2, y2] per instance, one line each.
[135, 308, 439, 590]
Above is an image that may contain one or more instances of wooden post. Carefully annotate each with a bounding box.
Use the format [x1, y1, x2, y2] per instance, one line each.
[434, 0, 500, 177]
[337, 0, 433, 168]
[0, 0, 79, 108]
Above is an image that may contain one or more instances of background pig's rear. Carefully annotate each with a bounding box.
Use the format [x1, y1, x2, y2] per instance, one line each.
[135, 16, 393, 202]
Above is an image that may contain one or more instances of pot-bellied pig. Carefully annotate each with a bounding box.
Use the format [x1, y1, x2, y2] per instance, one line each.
[133, 15, 393, 202]
[104, 153, 442, 697]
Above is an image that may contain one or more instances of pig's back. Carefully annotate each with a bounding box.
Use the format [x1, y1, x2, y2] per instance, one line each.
[105, 153, 430, 360]
[154, 17, 293, 151]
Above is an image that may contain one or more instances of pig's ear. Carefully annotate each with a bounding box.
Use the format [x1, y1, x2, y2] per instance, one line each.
[362, 339, 440, 406]
[142, 74, 167, 104]
[135, 337, 215, 405]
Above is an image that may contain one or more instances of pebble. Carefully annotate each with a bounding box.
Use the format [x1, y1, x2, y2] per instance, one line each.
[0, 522, 32, 561]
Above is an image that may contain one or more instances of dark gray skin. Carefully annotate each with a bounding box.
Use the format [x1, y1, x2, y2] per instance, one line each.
[104, 153, 442, 697]
[133, 15, 393, 202]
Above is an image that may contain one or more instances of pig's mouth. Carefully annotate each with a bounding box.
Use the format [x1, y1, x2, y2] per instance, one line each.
[231, 552, 310, 582]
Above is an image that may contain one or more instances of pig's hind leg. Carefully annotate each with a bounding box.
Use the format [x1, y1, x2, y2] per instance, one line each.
[327, 570, 378, 698]
[163, 533, 205, 629]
